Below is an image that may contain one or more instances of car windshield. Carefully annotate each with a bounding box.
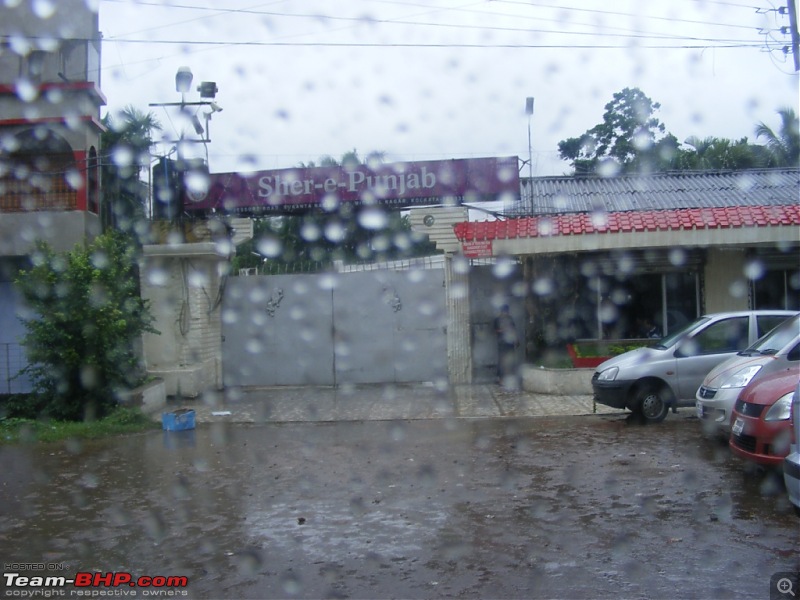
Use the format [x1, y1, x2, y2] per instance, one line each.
[2, 2, 800, 599]
[651, 317, 711, 350]
[742, 315, 800, 355]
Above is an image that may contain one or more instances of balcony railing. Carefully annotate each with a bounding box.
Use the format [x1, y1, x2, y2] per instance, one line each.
[0, 177, 79, 212]
[0, 343, 32, 394]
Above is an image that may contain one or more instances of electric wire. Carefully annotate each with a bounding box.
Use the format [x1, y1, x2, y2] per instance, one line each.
[100, 0, 768, 35]
[97, 0, 781, 47]
[84, 1, 795, 78]
[101, 38, 771, 49]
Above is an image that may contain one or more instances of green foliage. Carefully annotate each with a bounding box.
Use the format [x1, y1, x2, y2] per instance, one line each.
[101, 106, 162, 233]
[232, 211, 439, 274]
[572, 341, 648, 358]
[0, 407, 159, 444]
[0, 393, 40, 420]
[671, 136, 762, 171]
[558, 90, 796, 175]
[13, 232, 157, 422]
[607, 343, 649, 355]
[755, 107, 800, 167]
[558, 87, 678, 175]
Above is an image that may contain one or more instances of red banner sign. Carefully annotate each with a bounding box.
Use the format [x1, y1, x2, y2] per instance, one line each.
[183, 156, 519, 214]
[461, 239, 493, 258]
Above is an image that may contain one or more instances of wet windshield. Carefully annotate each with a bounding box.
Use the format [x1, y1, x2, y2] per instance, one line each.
[743, 315, 800, 355]
[1, 1, 799, 599]
[652, 317, 710, 350]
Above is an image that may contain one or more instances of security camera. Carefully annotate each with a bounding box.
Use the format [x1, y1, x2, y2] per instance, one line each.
[209, 102, 223, 113]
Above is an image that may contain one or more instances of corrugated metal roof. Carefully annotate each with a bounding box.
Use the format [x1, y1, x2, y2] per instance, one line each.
[509, 168, 799, 216]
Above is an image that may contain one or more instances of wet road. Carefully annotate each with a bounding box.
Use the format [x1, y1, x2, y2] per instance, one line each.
[1, 413, 798, 599]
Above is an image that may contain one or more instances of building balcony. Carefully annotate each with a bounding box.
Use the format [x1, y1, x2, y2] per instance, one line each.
[0, 175, 100, 256]
[0, 177, 79, 212]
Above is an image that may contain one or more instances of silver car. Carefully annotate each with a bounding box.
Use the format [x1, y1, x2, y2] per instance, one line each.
[592, 310, 796, 423]
[696, 313, 800, 437]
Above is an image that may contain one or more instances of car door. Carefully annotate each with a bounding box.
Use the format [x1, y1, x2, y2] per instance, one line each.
[674, 315, 750, 402]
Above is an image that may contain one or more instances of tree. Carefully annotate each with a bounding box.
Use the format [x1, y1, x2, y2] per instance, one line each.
[14, 232, 157, 421]
[671, 136, 760, 170]
[755, 107, 800, 167]
[558, 87, 678, 175]
[233, 209, 438, 274]
[101, 106, 162, 232]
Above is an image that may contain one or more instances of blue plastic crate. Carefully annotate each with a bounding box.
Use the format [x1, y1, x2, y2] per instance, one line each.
[162, 409, 196, 431]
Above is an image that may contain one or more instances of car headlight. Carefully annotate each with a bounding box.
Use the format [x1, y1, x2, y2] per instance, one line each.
[719, 365, 762, 389]
[764, 392, 794, 421]
[597, 367, 618, 382]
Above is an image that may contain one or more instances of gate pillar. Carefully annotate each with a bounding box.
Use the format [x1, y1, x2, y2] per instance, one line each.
[409, 207, 473, 385]
[139, 242, 230, 397]
[445, 254, 473, 384]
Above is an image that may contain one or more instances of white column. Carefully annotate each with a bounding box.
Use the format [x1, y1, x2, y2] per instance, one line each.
[139, 242, 229, 397]
[444, 253, 472, 384]
[704, 248, 749, 313]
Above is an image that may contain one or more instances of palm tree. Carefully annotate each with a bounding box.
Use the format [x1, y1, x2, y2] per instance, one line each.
[679, 136, 759, 170]
[755, 108, 800, 167]
[100, 106, 162, 232]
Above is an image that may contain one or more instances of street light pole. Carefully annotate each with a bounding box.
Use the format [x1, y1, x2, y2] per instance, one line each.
[525, 97, 534, 183]
[149, 67, 221, 222]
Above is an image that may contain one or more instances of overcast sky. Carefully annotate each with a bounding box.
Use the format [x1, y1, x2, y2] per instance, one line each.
[97, 0, 799, 177]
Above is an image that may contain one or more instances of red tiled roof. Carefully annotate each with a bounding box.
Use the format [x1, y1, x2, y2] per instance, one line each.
[453, 205, 800, 241]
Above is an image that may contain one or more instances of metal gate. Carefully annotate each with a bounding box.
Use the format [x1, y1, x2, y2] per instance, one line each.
[0, 280, 33, 394]
[222, 268, 447, 386]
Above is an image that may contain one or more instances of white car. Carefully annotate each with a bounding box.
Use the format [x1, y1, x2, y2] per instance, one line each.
[592, 310, 795, 423]
[696, 313, 800, 438]
[785, 381, 800, 516]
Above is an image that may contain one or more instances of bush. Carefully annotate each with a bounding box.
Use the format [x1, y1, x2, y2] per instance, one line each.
[13, 232, 157, 422]
[572, 341, 649, 358]
[0, 394, 38, 420]
[0, 406, 159, 444]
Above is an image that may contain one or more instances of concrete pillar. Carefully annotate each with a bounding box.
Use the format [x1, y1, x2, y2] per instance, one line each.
[408, 207, 472, 384]
[444, 254, 472, 384]
[704, 248, 749, 313]
[139, 242, 229, 397]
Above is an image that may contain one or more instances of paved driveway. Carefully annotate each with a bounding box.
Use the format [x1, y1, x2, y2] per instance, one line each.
[179, 383, 619, 424]
[2, 410, 796, 599]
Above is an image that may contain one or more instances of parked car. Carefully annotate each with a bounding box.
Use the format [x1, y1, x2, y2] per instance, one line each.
[592, 310, 796, 423]
[784, 381, 800, 515]
[697, 313, 800, 438]
[728, 368, 799, 467]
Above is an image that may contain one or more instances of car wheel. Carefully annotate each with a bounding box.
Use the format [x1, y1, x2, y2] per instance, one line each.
[634, 386, 670, 423]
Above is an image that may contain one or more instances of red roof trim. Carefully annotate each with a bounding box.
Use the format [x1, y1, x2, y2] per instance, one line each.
[453, 205, 800, 241]
[0, 115, 106, 132]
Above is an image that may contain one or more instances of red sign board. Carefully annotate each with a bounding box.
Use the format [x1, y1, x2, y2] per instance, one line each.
[183, 156, 519, 214]
[461, 239, 493, 258]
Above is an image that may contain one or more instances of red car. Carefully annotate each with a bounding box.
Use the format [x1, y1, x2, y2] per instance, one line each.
[729, 368, 800, 467]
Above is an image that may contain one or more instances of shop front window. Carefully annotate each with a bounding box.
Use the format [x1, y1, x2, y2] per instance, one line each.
[588, 271, 700, 341]
[753, 268, 800, 311]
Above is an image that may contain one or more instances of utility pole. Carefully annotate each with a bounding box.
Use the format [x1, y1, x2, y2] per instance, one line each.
[788, 0, 799, 71]
[149, 67, 222, 223]
[526, 97, 534, 183]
